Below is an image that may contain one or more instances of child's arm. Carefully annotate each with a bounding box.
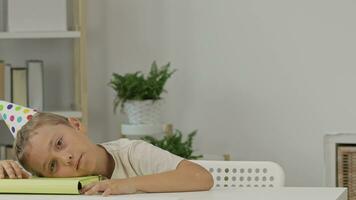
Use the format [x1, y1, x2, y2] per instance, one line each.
[82, 160, 213, 196]
[0, 160, 30, 179]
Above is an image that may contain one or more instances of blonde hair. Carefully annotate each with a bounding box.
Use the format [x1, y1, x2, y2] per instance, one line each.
[13, 112, 71, 175]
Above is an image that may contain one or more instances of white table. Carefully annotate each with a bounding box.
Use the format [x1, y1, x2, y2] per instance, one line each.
[0, 187, 347, 200]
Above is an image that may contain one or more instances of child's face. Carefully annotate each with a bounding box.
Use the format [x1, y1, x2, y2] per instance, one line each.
[24, 118, 99, 177]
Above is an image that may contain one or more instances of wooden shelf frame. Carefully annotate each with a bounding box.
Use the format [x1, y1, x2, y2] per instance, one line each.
[73, 0, 88, 125]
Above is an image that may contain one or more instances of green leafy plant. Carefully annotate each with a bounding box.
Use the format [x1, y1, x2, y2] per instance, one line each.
[142, 129, 203, 160]
[109, 61, 176, 113]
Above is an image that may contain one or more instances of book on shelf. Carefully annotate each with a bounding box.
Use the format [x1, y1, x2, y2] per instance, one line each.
[0, 144, 13, 160]
[0, 62, 12, 101]
[0, 60, 4, 99]
[27, 60, 44, 111]
[11, 67, 28, 106]
[0, 176, 101, 194]
[0, 0, 5, 32]
[4, 64, 11, 102]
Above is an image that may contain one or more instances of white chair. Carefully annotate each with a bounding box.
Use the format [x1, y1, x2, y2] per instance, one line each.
[191, 160, 285, 188]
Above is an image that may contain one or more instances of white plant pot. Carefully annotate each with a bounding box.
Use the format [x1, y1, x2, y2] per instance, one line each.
[123, 100, 162, 125]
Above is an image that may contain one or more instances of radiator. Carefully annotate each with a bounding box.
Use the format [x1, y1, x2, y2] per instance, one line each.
[337, 145, 356, 200]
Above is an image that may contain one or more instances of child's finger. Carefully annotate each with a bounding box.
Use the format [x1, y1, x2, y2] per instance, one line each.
[102, 188, 112, 196]
[84, 185, 100, 195]
[2, 162, 16, 179]
[81, 183, 96, 193]
[85, 184, 105, 195]
[0, 166, 4, 179]
[81, 179, 107, 194]
[9, 161, 22, 178]
[21, 171, 30, 179]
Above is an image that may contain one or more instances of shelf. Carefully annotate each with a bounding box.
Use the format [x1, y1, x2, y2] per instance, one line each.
[0, 31, 80, 39]
[0, 110, 82, 121]
[121, 124, 163, 135]
[48, 111, 82, 118]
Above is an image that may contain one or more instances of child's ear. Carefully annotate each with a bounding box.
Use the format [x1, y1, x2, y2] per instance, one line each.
[67, 117, 87, 135]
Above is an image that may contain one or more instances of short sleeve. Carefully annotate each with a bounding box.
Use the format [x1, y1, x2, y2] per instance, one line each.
[128, 140, 184, 175]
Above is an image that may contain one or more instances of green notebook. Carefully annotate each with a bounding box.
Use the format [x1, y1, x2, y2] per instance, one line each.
[0, 176, 100, 194]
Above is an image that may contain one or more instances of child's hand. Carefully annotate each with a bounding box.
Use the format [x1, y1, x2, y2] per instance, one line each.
[0, 160, 30, 179]
[81, 179, 137, 196]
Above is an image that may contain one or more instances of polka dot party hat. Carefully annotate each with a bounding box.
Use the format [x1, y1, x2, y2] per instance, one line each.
[0, 100, 37, 138]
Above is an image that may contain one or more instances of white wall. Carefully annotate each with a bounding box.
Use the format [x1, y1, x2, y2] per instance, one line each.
[86, 0, 356, 186]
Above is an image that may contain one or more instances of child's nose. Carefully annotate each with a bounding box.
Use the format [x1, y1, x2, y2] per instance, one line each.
[62, 153, 73, 166]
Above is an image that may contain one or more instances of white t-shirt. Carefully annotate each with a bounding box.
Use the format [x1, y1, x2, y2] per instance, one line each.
[100, 139, 184, 179]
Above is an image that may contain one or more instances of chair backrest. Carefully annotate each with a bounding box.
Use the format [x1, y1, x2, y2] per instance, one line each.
[191, 160, 285, 188]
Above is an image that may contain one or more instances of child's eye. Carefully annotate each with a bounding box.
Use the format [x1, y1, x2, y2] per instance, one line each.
[49, 160, 57, 173]
[56, 137, 63, 149]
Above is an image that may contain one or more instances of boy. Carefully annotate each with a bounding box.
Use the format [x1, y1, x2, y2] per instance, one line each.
[0, 101, 213, 196]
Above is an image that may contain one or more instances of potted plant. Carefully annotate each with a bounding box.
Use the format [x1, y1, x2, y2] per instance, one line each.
[142, 129, 203, 159]
[109, 61, 176, 125]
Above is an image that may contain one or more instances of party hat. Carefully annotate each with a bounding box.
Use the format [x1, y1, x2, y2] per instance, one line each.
[0, 100, 37, 138]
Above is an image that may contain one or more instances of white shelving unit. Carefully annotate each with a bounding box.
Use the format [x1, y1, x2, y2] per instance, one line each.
[0, 110, 81, 120]
[0, 31, 80, 39]
[49, 111, 82, 118]
[0, 0, 87, 124]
